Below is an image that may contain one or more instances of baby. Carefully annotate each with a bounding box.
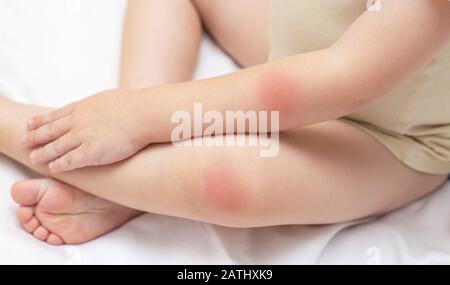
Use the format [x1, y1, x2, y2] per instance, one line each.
[5, 0, 450, 245]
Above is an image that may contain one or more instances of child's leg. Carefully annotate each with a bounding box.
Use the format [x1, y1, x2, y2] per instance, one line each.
[193, 0, 270, 67]
[120, 0, 202, 88]
[118, 0, 202, 216]
[2, 100, 446, 233]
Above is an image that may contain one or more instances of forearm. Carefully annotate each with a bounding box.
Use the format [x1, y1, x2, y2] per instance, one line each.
[140, 48, 358, 143]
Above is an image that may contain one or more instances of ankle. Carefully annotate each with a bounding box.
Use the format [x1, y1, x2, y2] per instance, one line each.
[0, 98, 26, 152]
[0, 97, 53, 150]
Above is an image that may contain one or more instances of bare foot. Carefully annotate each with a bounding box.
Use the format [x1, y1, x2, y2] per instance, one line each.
[11, 179, 142, 245]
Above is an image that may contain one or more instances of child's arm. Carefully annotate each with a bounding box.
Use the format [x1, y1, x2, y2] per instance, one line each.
[23, 0, 450, 172]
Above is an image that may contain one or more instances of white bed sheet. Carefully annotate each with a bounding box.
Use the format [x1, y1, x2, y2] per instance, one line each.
[1, 0, 449, 265]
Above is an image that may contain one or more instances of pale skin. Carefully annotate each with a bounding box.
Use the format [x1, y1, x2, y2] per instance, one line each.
[3, 0, 449, 245]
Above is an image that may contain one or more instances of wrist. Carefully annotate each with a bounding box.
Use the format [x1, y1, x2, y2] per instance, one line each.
[132, 87, 163, 145]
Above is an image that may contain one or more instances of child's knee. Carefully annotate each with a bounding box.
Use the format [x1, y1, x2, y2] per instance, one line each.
[201, 161, 256, 226]
[203, 163, 251, 211]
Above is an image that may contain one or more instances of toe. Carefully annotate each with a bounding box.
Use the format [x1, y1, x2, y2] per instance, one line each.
[11, 179, 49, 206]
[16, 206, 34, 223]
[23, 217, 41, 233]
[47, 234, 65, 245]
[33, 226, 50, 241]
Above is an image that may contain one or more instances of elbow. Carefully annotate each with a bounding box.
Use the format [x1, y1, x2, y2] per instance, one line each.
[255, 50, 388, 126]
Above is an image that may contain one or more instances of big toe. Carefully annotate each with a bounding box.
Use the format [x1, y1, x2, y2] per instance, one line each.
[11, 179, 50, 206]
[11, 178, 77, 213]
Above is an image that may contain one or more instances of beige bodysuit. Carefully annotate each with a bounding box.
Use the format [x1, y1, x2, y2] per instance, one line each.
[269, 0, 450, 175]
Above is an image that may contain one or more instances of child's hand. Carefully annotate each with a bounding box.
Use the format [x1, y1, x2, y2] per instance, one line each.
[22, 89, 150, 172]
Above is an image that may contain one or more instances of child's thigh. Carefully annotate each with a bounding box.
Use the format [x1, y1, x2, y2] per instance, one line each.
[193, 0, 270, 67]
[189, 120, 446, 227]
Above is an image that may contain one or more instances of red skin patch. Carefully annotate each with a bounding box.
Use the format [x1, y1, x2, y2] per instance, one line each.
[256, 70, 298, 118]
[203, 164, 251, 214]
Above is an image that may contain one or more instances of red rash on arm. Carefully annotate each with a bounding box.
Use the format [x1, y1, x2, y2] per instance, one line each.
[256, 70, 299, 119]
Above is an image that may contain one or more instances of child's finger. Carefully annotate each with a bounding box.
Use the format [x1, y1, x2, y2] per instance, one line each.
[22, 116, 72, 148]
[29, 133, 81, 164]
[49, 146, 88, 173]
[27, 103, 76, 131]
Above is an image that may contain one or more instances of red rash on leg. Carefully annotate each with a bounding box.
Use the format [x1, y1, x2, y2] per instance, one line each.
[256, 70, 298, 117]
[203, 164, 251, 214]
